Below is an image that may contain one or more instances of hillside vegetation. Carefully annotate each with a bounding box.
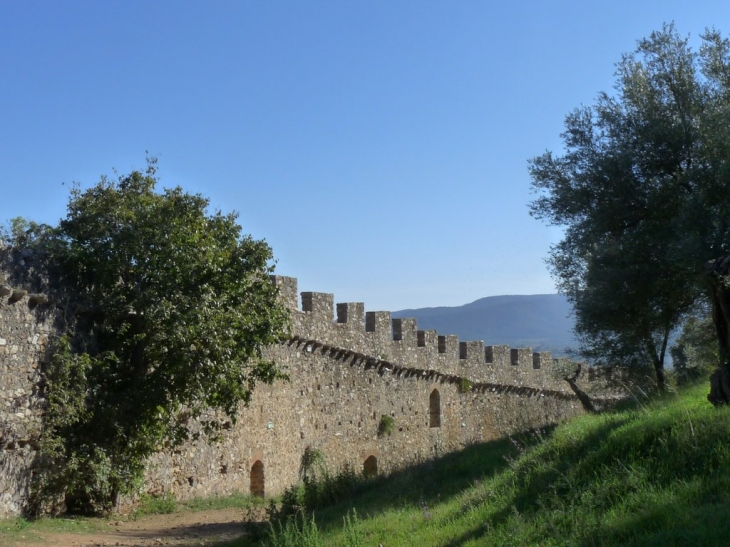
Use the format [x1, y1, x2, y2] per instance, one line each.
[253, 381, 730, 546]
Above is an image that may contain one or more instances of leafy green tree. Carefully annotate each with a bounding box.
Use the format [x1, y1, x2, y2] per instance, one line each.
[0, 217, 53, 249]
[29, 159, 289, 513]
[529, 24, 730, 391]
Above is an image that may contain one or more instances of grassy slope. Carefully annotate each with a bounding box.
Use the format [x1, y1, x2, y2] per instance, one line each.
[251, 381, 730, 547]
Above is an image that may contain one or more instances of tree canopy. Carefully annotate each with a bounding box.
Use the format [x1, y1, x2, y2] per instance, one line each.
[529, 24, 730, 391]
[17, 160, 290, 513]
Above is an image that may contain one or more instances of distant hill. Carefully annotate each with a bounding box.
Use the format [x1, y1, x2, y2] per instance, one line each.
[393, 294, 578, 356]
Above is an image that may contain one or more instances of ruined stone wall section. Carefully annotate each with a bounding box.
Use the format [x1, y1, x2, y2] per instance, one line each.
[272, 275, 581, 394]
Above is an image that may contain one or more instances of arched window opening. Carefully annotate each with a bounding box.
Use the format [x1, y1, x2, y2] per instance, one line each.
[429, 389, 441, 428]
[363, 455, 378, 477]
[250, 460, 265, 497]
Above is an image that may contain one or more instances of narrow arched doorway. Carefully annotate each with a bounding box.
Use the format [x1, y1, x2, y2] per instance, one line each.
[250, 460, 265, 497]
[363, 455, 378, 477]
[429, 389, 441, 428]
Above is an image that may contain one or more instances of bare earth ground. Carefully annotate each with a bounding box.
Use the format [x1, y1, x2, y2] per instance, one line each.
[3, 507, 265, 547]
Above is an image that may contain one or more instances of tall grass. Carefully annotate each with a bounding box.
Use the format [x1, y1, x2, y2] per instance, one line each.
[241, 380, 730, 546]
[263, 509, 364, 547]
[264, 512, 322, 547]
[131, 490, 266, 518]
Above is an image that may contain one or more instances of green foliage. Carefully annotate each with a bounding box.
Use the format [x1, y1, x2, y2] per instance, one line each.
[129, 491, 266, 518]
[671, 311, 719, 384]
[459, 377, 473, 393]
[0, 216, 53, 248]
[265, 512, 322, 547]
[132, 494, 177, 517]
[263, 509, 362, 547]
[378, 414, 394, 437]
[27, 159, 289, 514]
[270, 465, 363, 522]
[529, 24, 730, 390]
[341, 509, 364, 547]
[0, 514, 107, 543]
[181, 491, 267, 512]
[0, 517, 31, 534]
[299, 447, 326, 482]
[31, 335, 129, 515]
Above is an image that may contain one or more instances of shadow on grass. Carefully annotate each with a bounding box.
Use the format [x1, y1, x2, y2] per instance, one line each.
[109, 519, 250, 546]
[428, 407, 730, 547]
[302, 428, 555, 536]
[585, 478, 730, 547]
[430, 418, 632, 547]
[506, 417, 632, 514]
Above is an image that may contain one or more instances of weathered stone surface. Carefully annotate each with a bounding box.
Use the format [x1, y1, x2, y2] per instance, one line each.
[28, 294, 48, 306]
[9, 289, 28, 303]
[0, 250, 54, 516]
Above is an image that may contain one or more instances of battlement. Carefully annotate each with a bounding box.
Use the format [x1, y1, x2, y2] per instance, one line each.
[271, 275, 574, 393]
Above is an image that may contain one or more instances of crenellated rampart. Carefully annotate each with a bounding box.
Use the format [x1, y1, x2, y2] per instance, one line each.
[0, 253, 612, 517]
[273, 275, 578, 395]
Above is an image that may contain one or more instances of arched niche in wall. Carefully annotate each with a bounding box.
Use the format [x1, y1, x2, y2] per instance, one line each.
[429, 388, 441, 428]
[363, 455, 378, 477]
[250, 460, 265, 497]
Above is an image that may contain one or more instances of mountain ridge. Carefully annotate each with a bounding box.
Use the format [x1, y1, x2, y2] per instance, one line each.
[393, 293, 578, 356]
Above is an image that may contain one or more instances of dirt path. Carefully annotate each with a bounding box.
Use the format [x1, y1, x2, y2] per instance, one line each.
[3, 508, 264, 547]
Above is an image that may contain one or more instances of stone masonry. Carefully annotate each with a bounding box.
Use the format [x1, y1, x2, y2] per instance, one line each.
[0, 250, 55, 516]
[0, 252, 603, 517]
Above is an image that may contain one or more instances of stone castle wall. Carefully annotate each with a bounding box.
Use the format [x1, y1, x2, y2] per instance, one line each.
[0, 254, 598, 517]
[0, 248, 56, 516]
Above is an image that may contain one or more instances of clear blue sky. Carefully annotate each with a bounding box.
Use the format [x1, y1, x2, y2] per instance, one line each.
[1, 1, 727, 311]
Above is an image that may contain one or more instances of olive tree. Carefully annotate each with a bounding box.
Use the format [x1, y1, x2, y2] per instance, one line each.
[529, 25, 730, 392]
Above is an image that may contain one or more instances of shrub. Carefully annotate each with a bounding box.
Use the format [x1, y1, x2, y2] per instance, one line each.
[378, 415, 394, 437]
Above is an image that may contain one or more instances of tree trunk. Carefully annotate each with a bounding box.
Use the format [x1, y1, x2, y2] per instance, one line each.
[707, 255, 730, 406]
[646, 332, 668, 393]
[564, 363, 596, 413]
[708, 367, 730, 406]
[653, 361, 666, 393]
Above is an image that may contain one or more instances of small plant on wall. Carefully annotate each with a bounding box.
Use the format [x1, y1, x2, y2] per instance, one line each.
[459, 378, 473, 393]
[299, 446, 326, 481]
[378, 415, 395, 437]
